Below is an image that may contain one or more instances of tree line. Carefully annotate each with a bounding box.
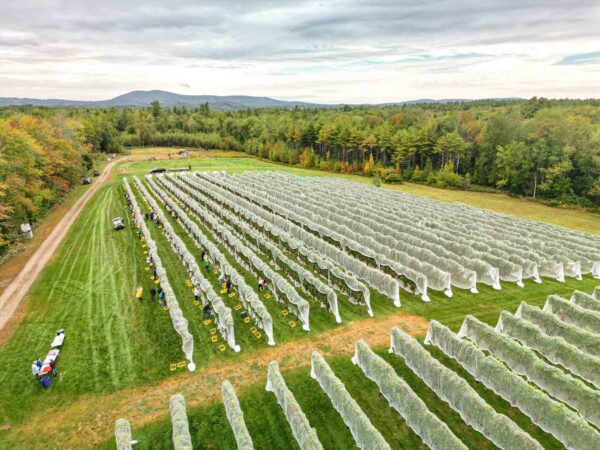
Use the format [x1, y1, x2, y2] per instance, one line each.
[71, 98, 599, 207]
[1, 97, 599, 254]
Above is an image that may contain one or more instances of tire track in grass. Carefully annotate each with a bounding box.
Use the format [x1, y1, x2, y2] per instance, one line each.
[86, 189, 109, 391]
[106, 188, 135, 381]
[43, 197, 98, 305]
[97, 188, 120, 389]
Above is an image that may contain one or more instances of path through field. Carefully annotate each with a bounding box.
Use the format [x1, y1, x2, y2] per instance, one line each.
[7, 312, 428, 449]
[0, 159, 120, 336]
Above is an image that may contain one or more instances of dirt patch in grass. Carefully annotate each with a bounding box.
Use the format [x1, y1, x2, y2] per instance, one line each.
[8, 312, 427, 449]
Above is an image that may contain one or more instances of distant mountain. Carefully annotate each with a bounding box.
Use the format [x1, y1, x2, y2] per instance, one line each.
[0, 90, 327, 110]
[0, 90, 523, 110]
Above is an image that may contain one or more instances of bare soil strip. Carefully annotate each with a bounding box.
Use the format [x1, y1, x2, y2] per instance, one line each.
[0, 160, 120, 339]
[8, 312, 428, 449]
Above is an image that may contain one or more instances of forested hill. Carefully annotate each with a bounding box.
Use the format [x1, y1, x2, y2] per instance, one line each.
[0, 90, 517, 110]
[0, 90, 326, 110]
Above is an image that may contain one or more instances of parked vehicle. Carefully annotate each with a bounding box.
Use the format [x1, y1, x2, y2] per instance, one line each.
[112, 217, 125, 230]
[149, 167, 166, 174]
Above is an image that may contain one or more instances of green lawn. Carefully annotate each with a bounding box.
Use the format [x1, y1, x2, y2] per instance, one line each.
[93, 346, 564, 450]
[0, 151, 598, 449]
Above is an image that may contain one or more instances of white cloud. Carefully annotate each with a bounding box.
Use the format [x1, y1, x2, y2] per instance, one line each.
[0, 0, 598, 102]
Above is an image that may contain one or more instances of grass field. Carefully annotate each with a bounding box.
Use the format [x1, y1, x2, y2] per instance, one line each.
[0, 149, 598, 449]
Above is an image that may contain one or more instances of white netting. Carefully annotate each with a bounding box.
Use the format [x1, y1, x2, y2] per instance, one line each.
[222, 171, 600, 287]
[571, 289, 600, 312]
[515, 301, 600, 358]
[189, 172, 401, 305]
[265, 361, 323, 450]
[158, 174, 311, 331]
[115, 418, 132, 450]
[170, 394, 193, 450]
[163, 174, 342, 323]
[424, 320, 600, 450]
[222, 380, 254, 450]
[351, 340, 466, 450]
[176, 173, 374, 314]
[226, 171, 477, 294]
[389, 327, 542, 450]
[148, 175, 274, 345]
[310, 351, 391, 450]
[460, 314, 600, 427]
[124, 178, 195, 369]
[495, 310, 600, 389]
[544, 295, 600, 334]
[133, 176, 239, 352]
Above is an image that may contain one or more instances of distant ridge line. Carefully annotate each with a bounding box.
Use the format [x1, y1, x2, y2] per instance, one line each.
[0, 89, 523, 110]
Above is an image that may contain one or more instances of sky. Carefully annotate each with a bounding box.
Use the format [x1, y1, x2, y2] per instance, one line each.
[0, 0, 599, 103]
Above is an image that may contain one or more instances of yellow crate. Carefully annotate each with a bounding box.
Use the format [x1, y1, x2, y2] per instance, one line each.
[145, 267, 149, 271]
[211, 335, 218, 343]
[234, 304, 242, 311]
[244, 317, 251, 324]
[228, 292, 236, 298]
[282, 310, 289, 316]
[177, 361, 186, 368]
[264, 294, 271, 299]
[220, 289, 227, 294]
[155, 279, 160, 285]
[250, 326, 257, 333]
[254, 332, 262, 339]
[210, 328, 217, 335]
[163, 306, 169, 311]
[203, 319, 212, 326]
[289, 321, 296, 328]
[218, 344, 226, 352]
[170, 364, 177, 371]
[193, 300, 200, 306]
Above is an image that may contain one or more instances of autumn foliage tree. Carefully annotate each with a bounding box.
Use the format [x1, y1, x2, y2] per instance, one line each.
[0, 114, 89, 253]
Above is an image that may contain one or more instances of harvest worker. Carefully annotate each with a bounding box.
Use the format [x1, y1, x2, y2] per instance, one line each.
[193, 286, 200, 302]
[218, 271, 225, 286]
[225, 278, 232, 293]
[135, 286, 143, 301]
[50, 359, 57, 376]
[203, 302, 212, 319]
[150, 286, 156, 302]
[31, 361, 40, 378]
[258, 277, 265, 292]
[158, 288, 165, 307]
[203, 256, 210, 272]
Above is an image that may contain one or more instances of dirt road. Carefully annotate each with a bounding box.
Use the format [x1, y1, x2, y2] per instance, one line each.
[0, 159, 119, 333]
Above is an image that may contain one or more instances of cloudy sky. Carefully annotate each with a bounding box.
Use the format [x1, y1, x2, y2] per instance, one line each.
[1, 0, 599, 103]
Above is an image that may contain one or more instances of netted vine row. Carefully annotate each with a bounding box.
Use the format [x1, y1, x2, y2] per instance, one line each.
[425, 320, 600, 449]
[155, 175, 311, 331]
[265, 361, 323, 450]
[124, 178, 195, 369]
[133, 176, 239, 351]
[146, 175, 274, 344]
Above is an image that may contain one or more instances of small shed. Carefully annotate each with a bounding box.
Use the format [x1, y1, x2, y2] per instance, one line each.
[20, 223, 33, 240]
